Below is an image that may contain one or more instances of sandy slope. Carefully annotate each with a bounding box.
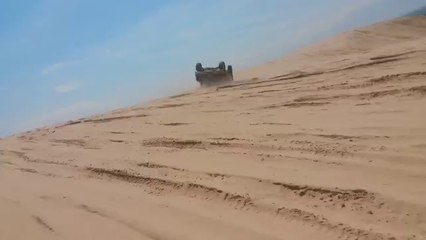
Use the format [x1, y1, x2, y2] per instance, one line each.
[1, 16, 426, 240]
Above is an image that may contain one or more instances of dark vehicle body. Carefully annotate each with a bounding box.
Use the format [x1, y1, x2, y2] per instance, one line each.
[195, 61, 233, 86]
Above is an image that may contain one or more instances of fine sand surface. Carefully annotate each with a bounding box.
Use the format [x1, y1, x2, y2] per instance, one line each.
[1, 16, 426, 240]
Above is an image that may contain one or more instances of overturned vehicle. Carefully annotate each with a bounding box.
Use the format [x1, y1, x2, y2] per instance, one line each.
[195, 61, 233, 87]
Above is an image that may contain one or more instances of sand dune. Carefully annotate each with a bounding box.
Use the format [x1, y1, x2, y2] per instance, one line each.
[1, 16, 425, 240]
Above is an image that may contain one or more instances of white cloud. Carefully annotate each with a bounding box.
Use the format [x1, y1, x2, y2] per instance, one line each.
[42, 60, 75, 75]
[177, 29, 200, 40]
[53, 82, 80, 94]
[103, 48, 128, 59]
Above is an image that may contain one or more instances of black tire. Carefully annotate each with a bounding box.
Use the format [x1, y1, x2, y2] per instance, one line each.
[218, 61, 226, 71]
[196, 63, 204, 72]
[227, 65, 233, 76]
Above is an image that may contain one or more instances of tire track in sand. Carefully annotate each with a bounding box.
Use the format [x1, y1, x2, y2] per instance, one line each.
[87, 167, 391, 240]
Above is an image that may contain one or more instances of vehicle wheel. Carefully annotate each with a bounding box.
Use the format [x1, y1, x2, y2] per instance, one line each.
[196, 63, 204, 72]
[218, 61, 226, 71]
[227, 65, 233, 76]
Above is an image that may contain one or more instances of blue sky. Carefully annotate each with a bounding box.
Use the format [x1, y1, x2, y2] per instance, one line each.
[0, 0, 424, 137]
